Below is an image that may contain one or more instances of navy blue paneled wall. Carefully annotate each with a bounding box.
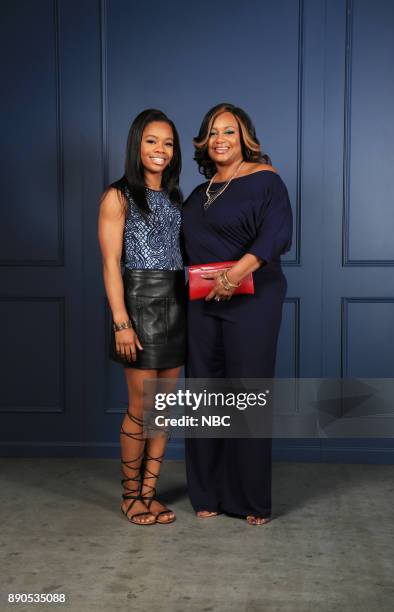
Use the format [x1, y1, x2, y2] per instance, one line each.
[0, 0, 393, 461]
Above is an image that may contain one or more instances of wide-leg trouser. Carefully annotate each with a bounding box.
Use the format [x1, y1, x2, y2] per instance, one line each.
[185, 270, 287, 518]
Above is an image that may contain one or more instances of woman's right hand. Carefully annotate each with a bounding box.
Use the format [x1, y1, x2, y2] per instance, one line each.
[115, 327, 143, 362]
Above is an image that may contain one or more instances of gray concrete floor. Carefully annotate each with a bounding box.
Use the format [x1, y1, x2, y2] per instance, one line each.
[1, 459, 394, 612]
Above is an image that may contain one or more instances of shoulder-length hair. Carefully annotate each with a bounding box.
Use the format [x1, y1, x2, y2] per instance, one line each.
[109, 108, 182, 214]
[193, 103, 271, 179]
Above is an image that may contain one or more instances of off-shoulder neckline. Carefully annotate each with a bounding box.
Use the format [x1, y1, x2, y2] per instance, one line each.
[210, 169, 279, 185]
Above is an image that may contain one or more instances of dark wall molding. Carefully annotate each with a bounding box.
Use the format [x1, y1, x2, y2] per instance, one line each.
[0, 0, 64, 267]
[342, 0, 394, 267]
[0, 296, 65, 413]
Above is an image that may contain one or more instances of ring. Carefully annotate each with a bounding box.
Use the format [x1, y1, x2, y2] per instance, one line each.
[214, 296, 220, 301]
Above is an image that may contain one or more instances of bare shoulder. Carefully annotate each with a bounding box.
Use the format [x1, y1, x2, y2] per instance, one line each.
[252, 163, 278, 174]
[99, 186, 126, 219]
[240, 162, 279, 177]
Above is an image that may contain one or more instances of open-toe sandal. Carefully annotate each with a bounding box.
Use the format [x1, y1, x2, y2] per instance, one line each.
[141, 451, 176, 524]
[120, 410, 156, 526]
[246, 515, 271, 526]
[196, 511, 221, 518]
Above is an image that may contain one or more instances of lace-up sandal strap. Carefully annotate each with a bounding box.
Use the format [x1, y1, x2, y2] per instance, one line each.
[141, 452, 164, 492]
[121, 494, 155, 525]
[140, 451, 176, 523]
[120, 410, 145, 443]
[120, 409, 145, 497]
[140, 491, 175, 523]
[120, 450, 144, 499]
[144, 451, 165, 464]
[140, 452, 166, 507]
[126, 409, 144, 426]
[122, 494, 139, 516]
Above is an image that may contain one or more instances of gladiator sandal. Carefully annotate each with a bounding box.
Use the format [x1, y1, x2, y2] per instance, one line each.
[120, 409, 155, 525]
[140, 450, 176, 524]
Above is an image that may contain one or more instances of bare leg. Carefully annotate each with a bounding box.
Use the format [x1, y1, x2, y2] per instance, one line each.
[120, 368, 158, 525]
[140, 366, 181, 523]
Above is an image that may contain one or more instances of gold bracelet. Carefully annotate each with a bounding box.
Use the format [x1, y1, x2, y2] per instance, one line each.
[113, 319, 133, 332]
[218, 271, 232, 291]
[223, 269, 241, 288]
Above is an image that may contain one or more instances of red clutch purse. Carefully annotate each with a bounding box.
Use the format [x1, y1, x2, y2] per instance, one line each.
[188, 261, 255, 300]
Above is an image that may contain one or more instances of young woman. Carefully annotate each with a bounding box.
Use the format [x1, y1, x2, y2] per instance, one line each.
[98, 109, 186, 525]
[182, 103, 293, 525]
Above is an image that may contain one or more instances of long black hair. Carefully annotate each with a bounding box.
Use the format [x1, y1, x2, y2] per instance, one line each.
[193, 102, 271, 179]
[110, 109, 182, 214]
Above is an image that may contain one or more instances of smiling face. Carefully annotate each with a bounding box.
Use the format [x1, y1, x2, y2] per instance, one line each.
[207, 111, 243, 166]
[140, 121, 174, 176]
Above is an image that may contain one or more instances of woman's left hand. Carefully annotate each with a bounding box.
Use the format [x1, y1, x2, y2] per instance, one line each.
[201, 271, 235, 301]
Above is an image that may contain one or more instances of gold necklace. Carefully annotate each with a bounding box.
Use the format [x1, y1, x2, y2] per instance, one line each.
[204, 161, 244, 210]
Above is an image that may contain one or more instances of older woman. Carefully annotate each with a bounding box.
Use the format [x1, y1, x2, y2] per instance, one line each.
[182, 103, 293, 525]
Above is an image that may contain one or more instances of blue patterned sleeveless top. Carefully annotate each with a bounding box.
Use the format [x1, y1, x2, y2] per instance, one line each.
[122, 186, 183, 270]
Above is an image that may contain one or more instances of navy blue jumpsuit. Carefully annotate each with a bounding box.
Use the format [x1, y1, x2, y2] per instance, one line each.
[182, 170, 293, 518]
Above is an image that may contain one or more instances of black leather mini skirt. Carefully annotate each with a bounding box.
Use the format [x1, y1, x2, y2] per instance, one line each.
[109, 268, 186, 370]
